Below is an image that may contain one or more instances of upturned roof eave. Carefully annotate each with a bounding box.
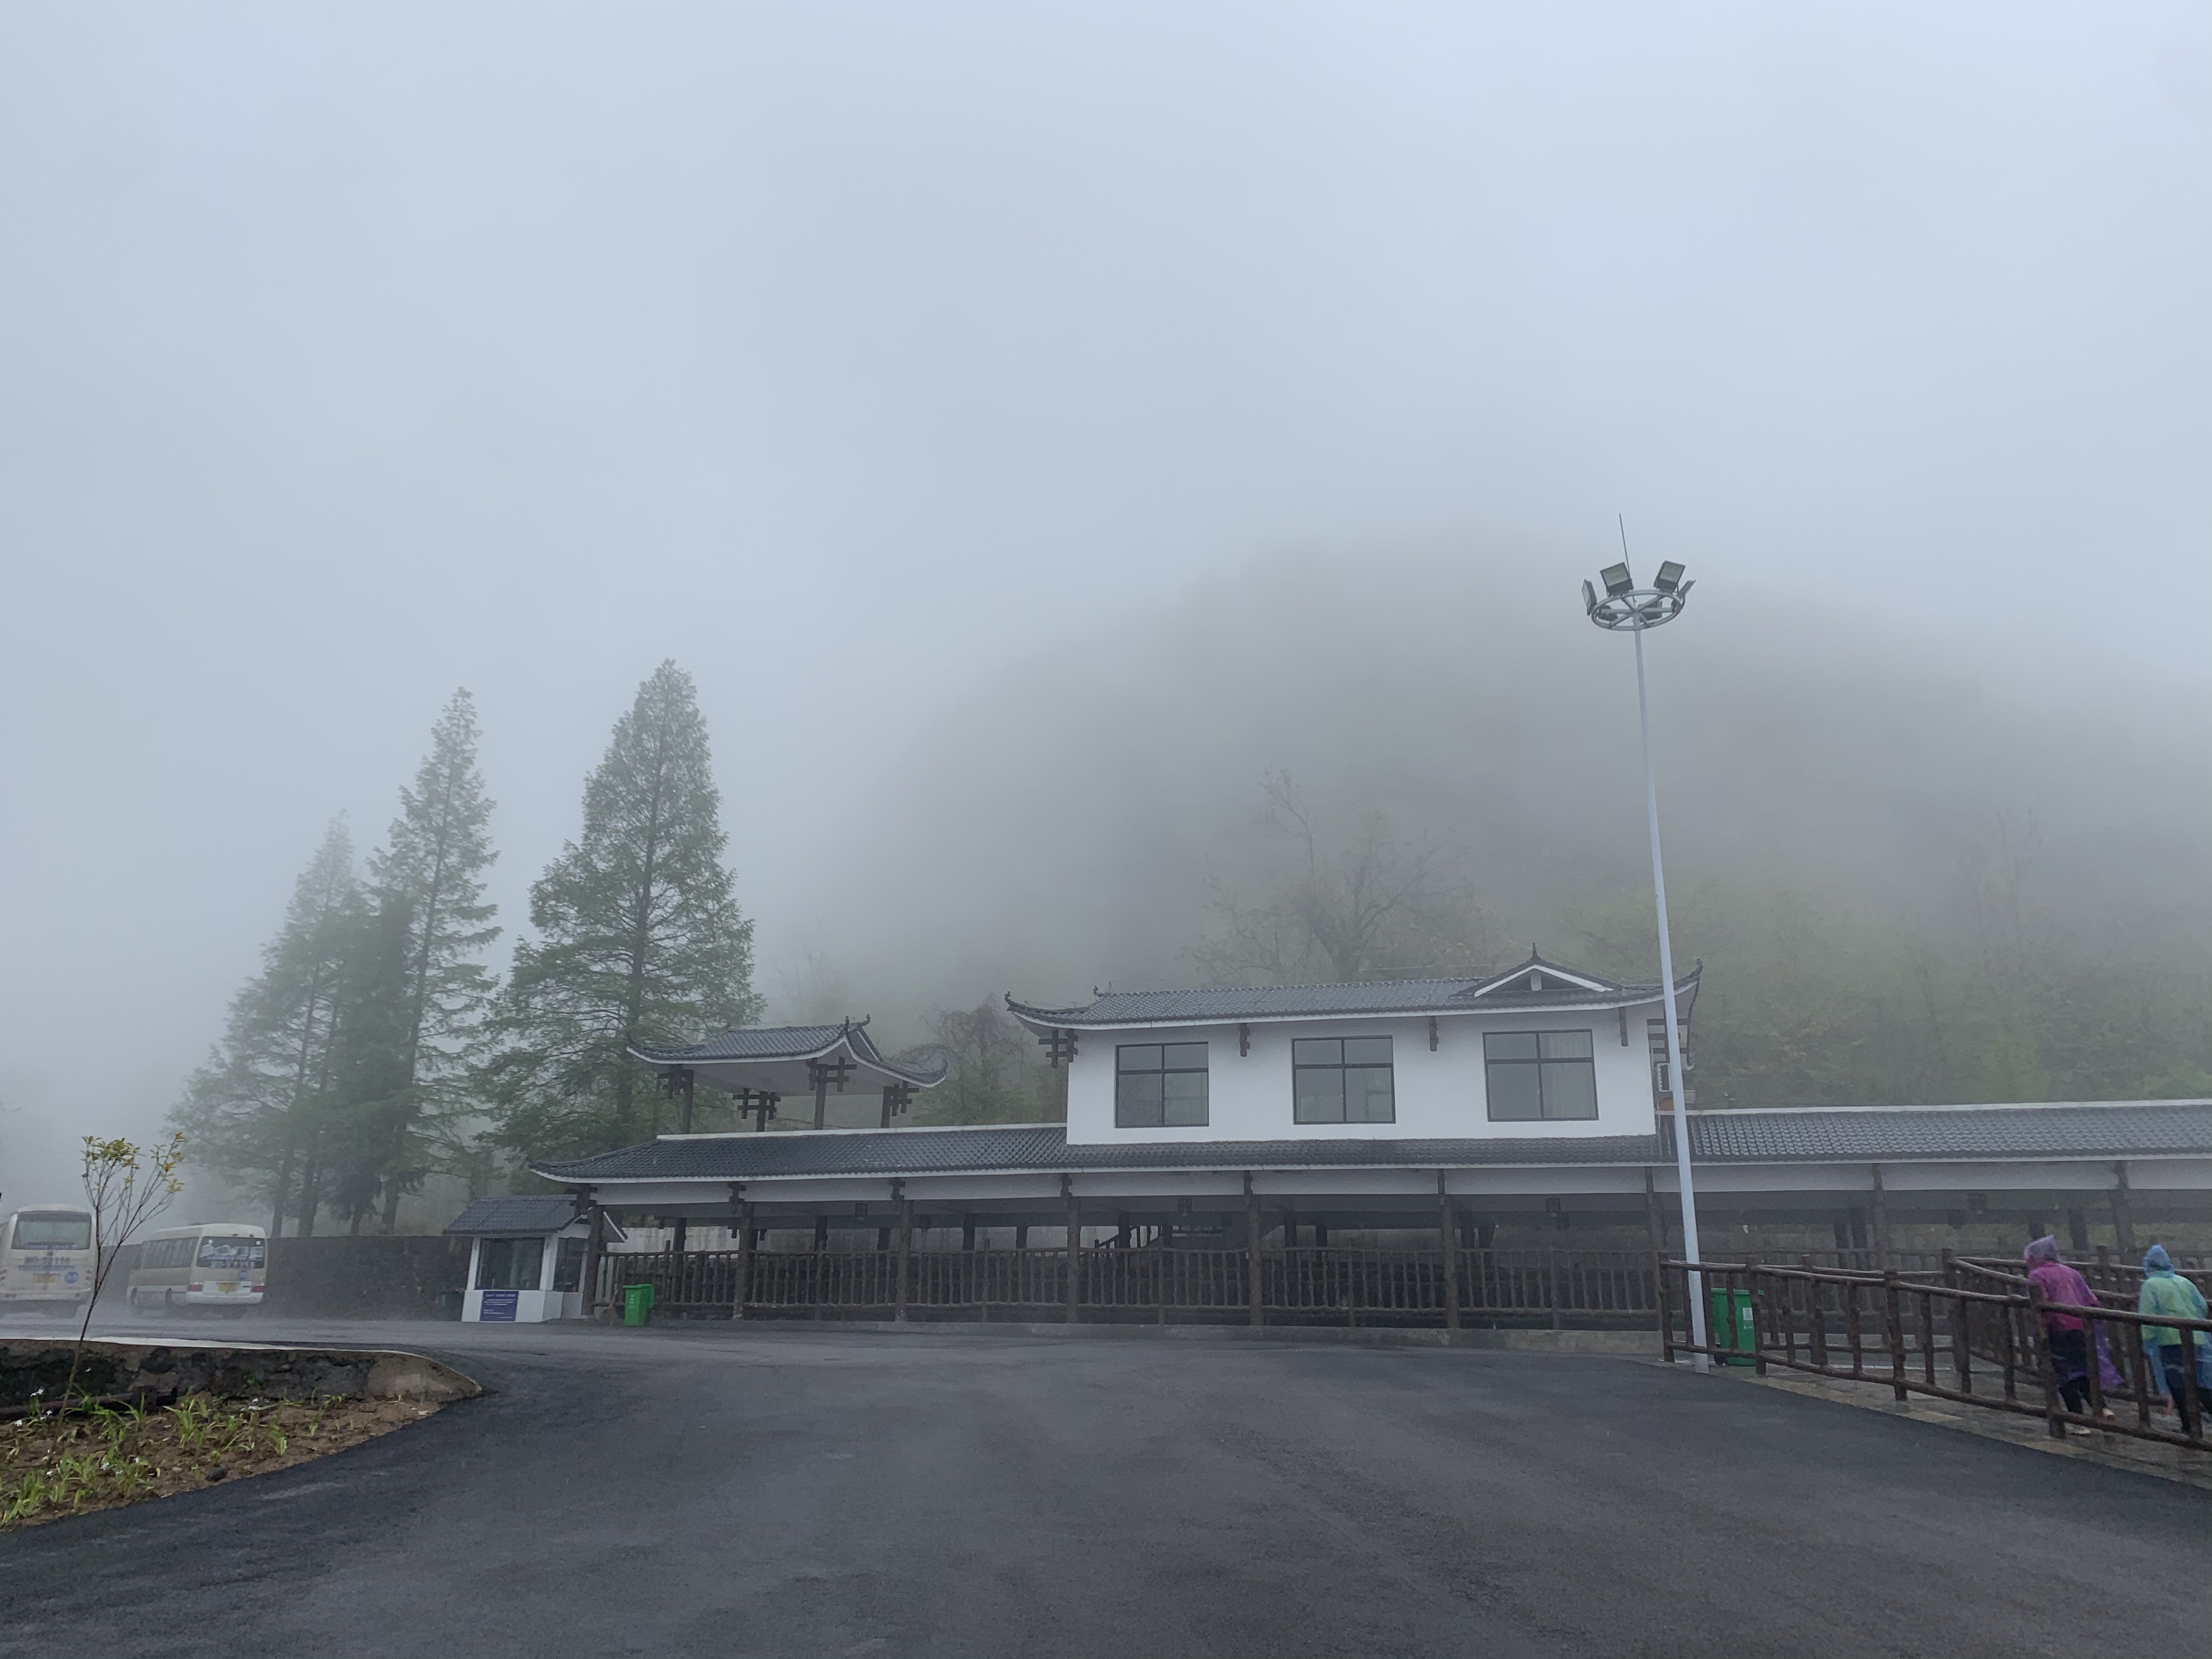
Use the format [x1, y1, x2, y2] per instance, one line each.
[1004, 973, 1697, 1032]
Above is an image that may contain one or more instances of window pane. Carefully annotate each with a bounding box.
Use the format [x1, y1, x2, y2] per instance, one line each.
[1538, 1030, 1593, 1061]
[1116, 1073, 1165, 1127]
[1294, 1068, 1345, 1122]
[1118, 1045, 1161, 1073]
[1161, 1042, 1209, 1070]
[1541, 1059, 1599, 1120]
[514, 1239, 543, 1291]
[1161, 1071, 1209, 1126]
[15, 1216, 91, 1250]
[477, 1239, 511, 1290]
[1487, 1061, 1543, 1121]
[197, 1237, 266, 1269]
[1291, 1038, 1341, 1065]
[1486, 1031, 1539, 1062]
[1345, 1066, 1396, 1122]
[1342, 1036, 1392, 1066]
[552, 1237, 585, 1293]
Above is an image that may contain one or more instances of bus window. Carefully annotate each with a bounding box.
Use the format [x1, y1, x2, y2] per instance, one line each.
[196, 1237, 266, 1271]
[14, 1215, 92, 1251]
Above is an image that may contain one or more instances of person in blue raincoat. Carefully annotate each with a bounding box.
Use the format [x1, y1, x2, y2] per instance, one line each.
[2136, 1245, 2210, 1428]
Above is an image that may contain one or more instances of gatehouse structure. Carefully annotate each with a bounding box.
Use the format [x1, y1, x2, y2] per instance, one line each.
[527, 957, 2212, 1327]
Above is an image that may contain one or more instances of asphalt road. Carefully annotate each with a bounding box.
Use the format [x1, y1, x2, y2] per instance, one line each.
[0, 1316, 2205, 1658]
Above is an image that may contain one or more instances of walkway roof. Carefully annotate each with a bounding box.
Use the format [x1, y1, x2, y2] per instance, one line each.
[531, 1100, 2212, 1188]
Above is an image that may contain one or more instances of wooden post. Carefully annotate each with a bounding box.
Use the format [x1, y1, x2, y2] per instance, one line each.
[1062, 1175, 1082, 1324]
[895, 1195, 912, 1323]
[1437, 1172, 1460, 1331]
[2111, 1161, 2137, 1256]
[733, 1194, 753, 1320]
[1245, 1173, 1264, 1327]
[1870, 1166, 1892, 1263]
[1883, 1269, 1908, 1401]
[679, 1069, 696, 1134]
[2023, 1280, 2066, 1438]
[812, 1069, 830, 1131]
[581, 1197, 606, 1318]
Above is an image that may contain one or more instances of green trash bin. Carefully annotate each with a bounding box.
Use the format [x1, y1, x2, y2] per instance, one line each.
[1708, 1286, 1757, 1365]
[623, 1282, 656, 1327]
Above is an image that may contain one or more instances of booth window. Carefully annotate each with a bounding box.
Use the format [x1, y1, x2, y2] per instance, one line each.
[552, 1237, 586, 1293]
[475, 1238, 543, 1291]
[1293, 1037, 1395, 1123]
[1116, 1043, 1210, 1127]
[1485, 1030, 1599, 1120]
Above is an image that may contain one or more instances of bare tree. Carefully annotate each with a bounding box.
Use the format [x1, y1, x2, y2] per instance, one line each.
[68, 1133, 186, 1401]
[1190, 772, 1496, 984]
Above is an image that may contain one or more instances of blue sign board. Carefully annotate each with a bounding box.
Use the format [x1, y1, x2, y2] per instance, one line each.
[479, 1290, 519, 1322]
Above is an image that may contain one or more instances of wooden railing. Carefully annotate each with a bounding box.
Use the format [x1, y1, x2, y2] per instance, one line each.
[596, 1245, 1660, 1326]
[1658, 1257, 2212, 1455]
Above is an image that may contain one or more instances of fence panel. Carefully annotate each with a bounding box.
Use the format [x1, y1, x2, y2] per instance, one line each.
[1660, 1257, 2211, 1457]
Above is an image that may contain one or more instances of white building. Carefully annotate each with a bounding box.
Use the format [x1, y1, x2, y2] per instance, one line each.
[523, 957, 2212, 1323]
[1029, 953, 1688, 1148]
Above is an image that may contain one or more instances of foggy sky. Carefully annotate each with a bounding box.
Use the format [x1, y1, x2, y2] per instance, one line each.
[3, 5, 2210, 1198]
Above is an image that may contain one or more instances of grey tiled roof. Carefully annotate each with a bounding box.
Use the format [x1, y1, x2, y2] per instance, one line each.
[444, 1194, 584, 1235]
[1007, 972, 1691, 1027]
[1676, 1102, 2212, 1163]
[634, 1024, 854, 1063]
[531, 1101, 2212, 1187]
[535, 1126, 1666, 1183]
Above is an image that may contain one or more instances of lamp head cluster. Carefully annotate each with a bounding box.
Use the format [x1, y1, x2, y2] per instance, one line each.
[1583, 558, 1692, 630]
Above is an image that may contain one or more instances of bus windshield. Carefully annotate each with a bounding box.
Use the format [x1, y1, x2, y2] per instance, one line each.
[196, 1237, 267, 1269]
[15, 1216, 92, 1250]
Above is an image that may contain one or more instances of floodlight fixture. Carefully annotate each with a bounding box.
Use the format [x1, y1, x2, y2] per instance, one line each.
[1581, 526, 1705, 1367]
[1585, 555, 1691, 632]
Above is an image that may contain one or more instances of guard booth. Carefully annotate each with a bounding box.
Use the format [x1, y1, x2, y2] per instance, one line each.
[445, 1196, 620, 1323]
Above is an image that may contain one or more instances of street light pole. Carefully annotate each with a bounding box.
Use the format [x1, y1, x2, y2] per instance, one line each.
[1585, 552, 1707, 1368]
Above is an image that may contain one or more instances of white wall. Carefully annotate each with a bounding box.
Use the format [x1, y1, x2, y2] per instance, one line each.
[1064, 1006, 1662, 1147]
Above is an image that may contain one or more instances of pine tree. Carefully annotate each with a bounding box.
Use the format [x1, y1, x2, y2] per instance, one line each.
[171, 820, 360, 1234]
[487, 662, 760, 1161]
[360, 690, 500, 1228]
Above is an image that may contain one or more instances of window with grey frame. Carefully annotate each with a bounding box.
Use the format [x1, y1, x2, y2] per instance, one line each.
[475, 1238, 544, 1291]
[1116, 1042, 1209, 1127]
[1293, 1036, 1395, 1124]
[1483, 1030, 1599, 1121]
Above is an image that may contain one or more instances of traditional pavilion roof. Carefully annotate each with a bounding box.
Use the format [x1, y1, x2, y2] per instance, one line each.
[528, 1099, 2212, 1188]
[444, 1194, 625, 1238]
[628, 1019, 947, 1094]
[1006, 952, 1698, 1030]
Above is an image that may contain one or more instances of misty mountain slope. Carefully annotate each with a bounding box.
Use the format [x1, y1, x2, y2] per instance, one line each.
[786, 548, 2212, 1105]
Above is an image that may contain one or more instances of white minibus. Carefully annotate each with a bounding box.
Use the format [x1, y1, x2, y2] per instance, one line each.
[127, 1223, 268, 1311]
[0, 1207, 96, 1307]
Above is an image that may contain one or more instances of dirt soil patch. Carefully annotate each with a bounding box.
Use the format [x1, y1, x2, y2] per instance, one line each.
[1, 1391, 450, 1530]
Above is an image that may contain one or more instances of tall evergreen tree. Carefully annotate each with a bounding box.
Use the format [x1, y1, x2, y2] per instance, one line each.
[360, 690, 500, 1228]
[171, 820, 360, 1234]
[487, 661, 760, 1161]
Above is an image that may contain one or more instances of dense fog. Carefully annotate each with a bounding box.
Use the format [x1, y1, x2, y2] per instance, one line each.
[3, 7, 2209, 1219]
